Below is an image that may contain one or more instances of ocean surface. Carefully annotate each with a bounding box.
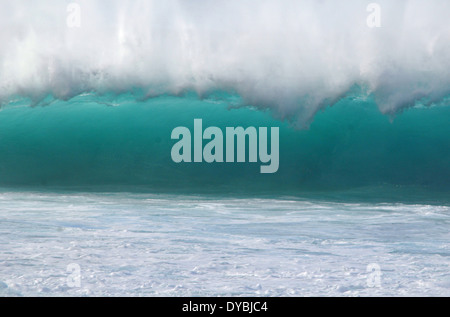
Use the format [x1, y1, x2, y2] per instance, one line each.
[0, 93, 449, 297]
[1, 190, 449, 297]
[1, 0, 450, 297]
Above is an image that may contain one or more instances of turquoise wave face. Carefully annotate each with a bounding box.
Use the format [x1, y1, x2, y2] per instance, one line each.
[0, 92, 449, 196]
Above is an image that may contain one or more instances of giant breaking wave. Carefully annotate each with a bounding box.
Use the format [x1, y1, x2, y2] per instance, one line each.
[1, 0, 450, 126]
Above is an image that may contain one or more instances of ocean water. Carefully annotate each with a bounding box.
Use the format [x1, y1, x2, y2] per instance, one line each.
[1, 0, 450, 297]
[0, 94, 449, 297]
[0, 190, 449, 297]
[1, 92, 449, 191]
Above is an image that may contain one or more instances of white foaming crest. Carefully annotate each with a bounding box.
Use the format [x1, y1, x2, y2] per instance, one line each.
[1, 0, 450, 125]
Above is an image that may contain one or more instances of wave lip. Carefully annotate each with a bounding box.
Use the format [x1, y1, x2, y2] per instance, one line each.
[2, 0, 450, 125]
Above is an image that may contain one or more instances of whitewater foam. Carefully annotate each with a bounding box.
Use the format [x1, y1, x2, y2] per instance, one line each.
[1, 0, 450, 125]
[1, 190, 449, 296]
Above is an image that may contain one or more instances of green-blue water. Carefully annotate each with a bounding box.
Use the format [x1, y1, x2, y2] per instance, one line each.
[0, 92, 449, 201]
